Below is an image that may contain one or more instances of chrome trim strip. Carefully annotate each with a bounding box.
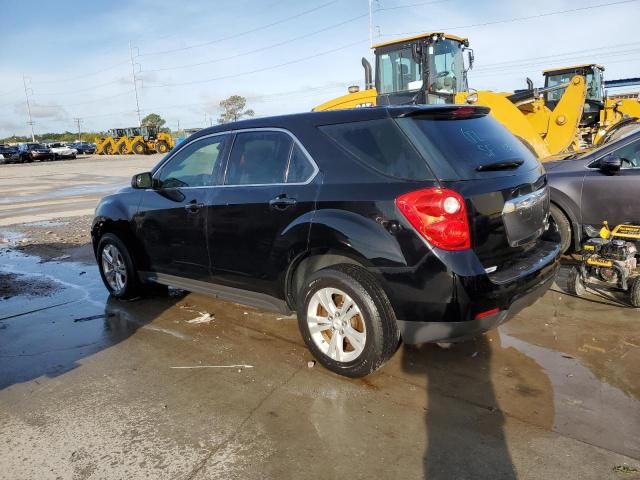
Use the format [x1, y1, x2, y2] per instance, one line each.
[152, 127, 319, 191]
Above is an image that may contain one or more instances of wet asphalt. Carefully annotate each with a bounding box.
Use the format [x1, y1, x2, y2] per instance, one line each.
[0, 158, 639, 479]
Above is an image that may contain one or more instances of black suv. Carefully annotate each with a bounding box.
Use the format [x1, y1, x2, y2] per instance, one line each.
[68, 141, 96, 154]
[92, 106, 560, 377]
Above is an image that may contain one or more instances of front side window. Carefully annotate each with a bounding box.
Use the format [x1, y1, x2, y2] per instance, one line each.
[225, 131, 293, 185]
[428, 39, 465, 95]
[607, 139, 640, 169]
[377, 47, 422, 94]
[156, 134, 228, 188]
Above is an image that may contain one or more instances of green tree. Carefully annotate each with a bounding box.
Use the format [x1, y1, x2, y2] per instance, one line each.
[141, 113, 167, 129]
[218, 95, 254, 124]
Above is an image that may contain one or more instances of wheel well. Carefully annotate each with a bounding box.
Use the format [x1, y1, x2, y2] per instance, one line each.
[285, 252, 368, 310]
[93, 220, 147, 270]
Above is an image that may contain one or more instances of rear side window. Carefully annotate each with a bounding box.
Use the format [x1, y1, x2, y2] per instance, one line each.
[225, 131, 292, 185]
[286, 144, 315, 183]
[319, 119, 433, 180]
[396, 115, 540, 180]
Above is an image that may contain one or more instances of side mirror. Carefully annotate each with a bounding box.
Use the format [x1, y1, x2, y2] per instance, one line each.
[132, 171, 153, 189]
[464, 48, 474, 71]
[599, 156, 622, 173]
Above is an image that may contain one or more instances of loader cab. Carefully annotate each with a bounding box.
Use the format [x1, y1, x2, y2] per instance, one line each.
[544, 64, 605, 126]
[140, 126, 158, 141]
[126, 127, 141, 137]
[111, 128, 126, 139]
[374, 32, 470, 106]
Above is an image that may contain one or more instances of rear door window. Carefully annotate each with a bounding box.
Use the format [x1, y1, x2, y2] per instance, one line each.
[319, 119, 433, 180]
[396, 114, 541, 180]
[224, 131, 293, 185]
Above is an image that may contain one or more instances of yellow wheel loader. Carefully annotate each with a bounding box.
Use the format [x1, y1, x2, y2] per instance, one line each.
[511, 64, 640, 152]
[313, 33, 639, 159]
[95, 128, 127, 155]
[126, 126, 175, 154]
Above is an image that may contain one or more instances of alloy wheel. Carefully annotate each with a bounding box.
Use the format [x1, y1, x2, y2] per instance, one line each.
[101, 243, 127, 292]
[307, 287, 366, 362]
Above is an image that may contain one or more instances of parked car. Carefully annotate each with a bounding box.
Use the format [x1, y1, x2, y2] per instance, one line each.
[18, 143, 53, 162]
[0, 144, 20, 164]
[546, 128, 640, 252]
[47, 142, 77, 160]
[92, 105, 560, 377]
[68, 141, 96, 154]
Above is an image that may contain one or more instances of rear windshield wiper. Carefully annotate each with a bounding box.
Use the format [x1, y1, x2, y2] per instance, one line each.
[476, 159, 524, 172]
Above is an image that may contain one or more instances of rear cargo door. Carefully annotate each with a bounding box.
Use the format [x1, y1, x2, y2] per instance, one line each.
[396, 112, 550, 268]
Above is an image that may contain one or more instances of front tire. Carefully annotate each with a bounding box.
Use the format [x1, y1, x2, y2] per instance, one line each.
[132, 141, 146, 155]
[550, 204, 572, 254]
[97, 233, 142, 299]
[297, 264, 399, 378]
[156, 141, 169, 154]
[630, 277, 640, 308]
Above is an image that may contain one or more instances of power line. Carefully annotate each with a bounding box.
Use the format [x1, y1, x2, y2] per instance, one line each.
[143, 38, 368, 89]
[382, 0, 640, 36]
[28, 60, 130, 85]
[139, 0, 341, 57]
[377, 0, 454, 11]
[143, 12, 369, 74]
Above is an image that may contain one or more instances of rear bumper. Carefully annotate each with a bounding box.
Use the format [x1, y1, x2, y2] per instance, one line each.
[397, 258, 558, 344]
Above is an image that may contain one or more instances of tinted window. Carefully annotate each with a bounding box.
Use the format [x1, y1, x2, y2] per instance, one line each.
[286, 144, 314, 183]
[396, 115, 540, 180]
[610, 139, 640, 169]
[320, 118, 433, 180]
[157, 134, 228, 188]
[225, 131, 292, 185]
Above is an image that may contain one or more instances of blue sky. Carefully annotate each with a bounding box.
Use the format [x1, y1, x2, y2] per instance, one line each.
[1, 0, 639, 137]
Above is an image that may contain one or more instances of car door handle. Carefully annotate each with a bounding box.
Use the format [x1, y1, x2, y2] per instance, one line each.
[184, 201, 205, 213]
[269, 195, 297, 210]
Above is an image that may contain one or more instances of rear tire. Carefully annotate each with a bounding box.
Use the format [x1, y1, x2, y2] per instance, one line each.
[550, 204, 572, 254]
[297, 264, 399, 378]
[103, 144, 113, 155]
[118, 143, 128, 155]
[567, 266, 586, 297]
[630, 277, 640, 308]
[97, 233, 142, 299]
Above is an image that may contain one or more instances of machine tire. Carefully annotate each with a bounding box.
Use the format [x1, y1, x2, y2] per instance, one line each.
[567, 266, 586, 297]
[132, 141, 146, 154]
[297, 264, 399, 378]
[156, 141, 169, 154]
[118, 143, 128, 155]
[97, 233, 143, 300]
[630, 277, 640, 308]
[550, 204, 572, 254]
[103, 144, 113, 155]
[603, 121, 639, 143]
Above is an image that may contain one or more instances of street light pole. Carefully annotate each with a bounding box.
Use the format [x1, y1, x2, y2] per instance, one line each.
[129, 41, 142, 127]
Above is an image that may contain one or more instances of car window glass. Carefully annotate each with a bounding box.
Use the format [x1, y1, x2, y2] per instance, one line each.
[225, 131, 293, 185]
[157, 135, 228, 188]
[612, 139, 640, 169]
[286, 144, 315, 183]
[320, 119, 433, 180]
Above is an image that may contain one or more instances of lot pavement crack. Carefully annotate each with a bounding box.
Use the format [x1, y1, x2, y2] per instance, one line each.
[177, 365, 304, 480]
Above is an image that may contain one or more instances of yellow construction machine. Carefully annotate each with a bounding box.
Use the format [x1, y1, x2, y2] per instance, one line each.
[313, 33, 640, 159]
[512, 64, 640, 151]
[127, 126, 175, 154]
[95, 129, 127, 155]
[95, 126, 175, 155]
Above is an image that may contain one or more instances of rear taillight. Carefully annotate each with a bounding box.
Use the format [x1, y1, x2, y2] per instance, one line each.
[395, 188, 471, 251]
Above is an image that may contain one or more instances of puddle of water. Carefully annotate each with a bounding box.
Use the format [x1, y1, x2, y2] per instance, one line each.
[500, 330, 640, 459]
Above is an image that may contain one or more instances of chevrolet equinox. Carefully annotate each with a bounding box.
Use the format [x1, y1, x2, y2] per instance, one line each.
[92, 105, 560, 377]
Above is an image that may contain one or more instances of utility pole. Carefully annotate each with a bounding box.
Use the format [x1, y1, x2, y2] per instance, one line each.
[22, 74, 35, 142]
[74, 118, 82, 142]
[129, 41, 142, 126]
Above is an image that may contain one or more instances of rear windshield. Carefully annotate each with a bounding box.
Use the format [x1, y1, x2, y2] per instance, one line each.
[396, 115, 541, 180]
[319, 118, 434, 180]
